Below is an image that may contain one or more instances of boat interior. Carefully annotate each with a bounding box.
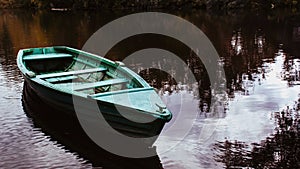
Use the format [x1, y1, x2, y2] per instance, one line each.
[22, 47, 146, 96]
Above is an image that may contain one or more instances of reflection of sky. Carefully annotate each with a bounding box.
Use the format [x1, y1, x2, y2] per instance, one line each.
[156, 49, 300, 168]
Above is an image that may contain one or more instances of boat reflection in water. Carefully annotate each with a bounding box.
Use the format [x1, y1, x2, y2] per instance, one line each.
[22, 82, 163, 169]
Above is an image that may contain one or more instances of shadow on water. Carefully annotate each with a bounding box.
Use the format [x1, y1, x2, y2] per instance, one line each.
[21, 82, 163, 169]
[214, 99, 300, 169]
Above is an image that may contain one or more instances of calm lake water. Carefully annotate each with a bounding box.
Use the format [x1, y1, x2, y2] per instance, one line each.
[1, 9, 300, 168]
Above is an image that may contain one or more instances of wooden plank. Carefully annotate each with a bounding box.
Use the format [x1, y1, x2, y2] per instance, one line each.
[45, 76, 78, 83]
[37, 67, 107, 79]
[23, 53, 73, 60]
[73, 78, 128, 91]
[88, 87, 154, 98]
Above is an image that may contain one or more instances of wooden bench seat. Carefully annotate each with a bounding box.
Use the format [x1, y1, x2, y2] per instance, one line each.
[45, 75, 78, 83]
[88, 87, 153, 98]
[37, 67, 107, 79]
[23, 53, 73, 60]
[73, 78, 128, 91]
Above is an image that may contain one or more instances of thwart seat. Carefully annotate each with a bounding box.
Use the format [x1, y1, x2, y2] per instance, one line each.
[37, 67, 107, 79]
[73, 78, 128, 91]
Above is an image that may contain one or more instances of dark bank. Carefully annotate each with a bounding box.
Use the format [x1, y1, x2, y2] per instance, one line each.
[1, 0, 300, 11]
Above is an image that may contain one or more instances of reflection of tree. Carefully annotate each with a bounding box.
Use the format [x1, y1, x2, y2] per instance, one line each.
[139, 68, 177, 90]
[214, 100, 300, 168]
[214, 140, 251, 168]
[135, 50, 213, 113]
[221, 27, 279, 98]
[0, 18, 22, 82]
[282, 53, 300, 86]
[0, 23, 13, 59]
[0, 11, 27, 83]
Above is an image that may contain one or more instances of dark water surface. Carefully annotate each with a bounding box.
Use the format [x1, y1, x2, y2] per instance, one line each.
[1, 9, 300, 168]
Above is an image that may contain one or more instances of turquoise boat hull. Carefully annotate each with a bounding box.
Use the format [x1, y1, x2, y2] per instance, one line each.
[17, 46, 172, 146]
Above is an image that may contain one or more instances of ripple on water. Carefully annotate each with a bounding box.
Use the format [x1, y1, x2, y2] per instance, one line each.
[0, 79, 90, 168]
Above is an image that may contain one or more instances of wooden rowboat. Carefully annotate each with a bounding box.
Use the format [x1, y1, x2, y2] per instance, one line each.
[17, 46, 172, 146]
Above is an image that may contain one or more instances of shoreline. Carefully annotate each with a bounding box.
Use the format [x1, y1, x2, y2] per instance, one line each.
[1, 1, 300, 12]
